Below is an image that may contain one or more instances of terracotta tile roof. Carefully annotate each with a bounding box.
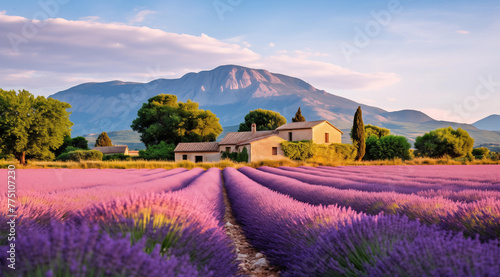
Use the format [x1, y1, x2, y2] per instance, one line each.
[94, 146, 128, 154]
[276, 120, 343, 133]
[174, 142, 220, 152]
[219, 130, 277, 145]
[237, 134, 283, 145]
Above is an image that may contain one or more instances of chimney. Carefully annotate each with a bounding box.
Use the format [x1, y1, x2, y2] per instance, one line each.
[251, 123, 256, 133]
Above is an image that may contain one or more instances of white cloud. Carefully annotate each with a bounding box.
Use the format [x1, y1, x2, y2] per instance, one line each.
[455, 30, 470, 35]
[419, 108, 467, 123]
[264, 54, 400, 90]
[0, 13, 399, 95]
[128, 10, 157, 25]
[242, 41, 251, 48]
[387, 97, 397, 101]
[268, 42, 275, 47]
[80, 16, 100, 22]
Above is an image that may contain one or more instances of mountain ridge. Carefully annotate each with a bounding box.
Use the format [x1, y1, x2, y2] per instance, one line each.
[50, 65, 500, 146]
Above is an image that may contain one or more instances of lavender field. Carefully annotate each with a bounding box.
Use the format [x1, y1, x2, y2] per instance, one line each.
[1, 165, 500, 276]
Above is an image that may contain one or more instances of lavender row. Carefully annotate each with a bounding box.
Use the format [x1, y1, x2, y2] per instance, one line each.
[261, 166, 500, 194]
[223, 167, 362, 272]
[224, 167, 500, 276]
[301, 166, 500, 202]
[240, 167, 460, 224]
[320, 164, 500, 184]
[1, 168, 238, 276]
[241, 167, 500, 241]
[0, 168, 204, 224]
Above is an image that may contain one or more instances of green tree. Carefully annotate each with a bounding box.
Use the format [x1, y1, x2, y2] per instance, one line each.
[53, 135, 73, 156]
[72, 136, 89, 149]
[0, 89, 72, 164]
[95, 132, 113, 147]
[238, 109, 287, 131]
[131, 94, 222, 147]
[53, 135, 89, 156]
[138, 141, 175, 160]
[365, 124, 390, 138]
[292, 107, 306, 122]
[414, 127, 474, 158]
[351, 106, 365, 161]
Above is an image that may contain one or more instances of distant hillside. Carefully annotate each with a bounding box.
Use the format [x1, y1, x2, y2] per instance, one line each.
[50, 65, 500, 146]
[381, 110, 434, 123]
[473, 115, 500, 131]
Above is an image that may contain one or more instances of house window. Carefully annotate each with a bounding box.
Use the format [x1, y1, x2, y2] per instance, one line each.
[182, 155, 187, 160]
[272, 147, 278, 155]
[225, 147, 230, 153]
[325, 133, 329, 143]
[195, 156, 203, 163]
[288, 132, 293, 141]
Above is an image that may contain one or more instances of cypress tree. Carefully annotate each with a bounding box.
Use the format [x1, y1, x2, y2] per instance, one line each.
[95, 132, 113, 147]
[351, 106, 365, 161]
[292, 107, 306, 122]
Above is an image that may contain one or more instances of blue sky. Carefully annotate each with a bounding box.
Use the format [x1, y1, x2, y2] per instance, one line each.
[1, 0, 499, 123]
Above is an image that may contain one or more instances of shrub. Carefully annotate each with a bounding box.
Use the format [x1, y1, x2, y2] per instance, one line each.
[103, 153, 132, 161]
[311, 143, 357, 161]
[237, 147, 248, 163]
[281, 141, 314, 161]
[55, 152, 70, 161]
[221, 151, 238, 161]
[472, 147, 490, 159]
[364, 135, 412, 160]
[139, 141, 175, 161]
[282, 141, 356, 162]
[67, 150, 103, 162]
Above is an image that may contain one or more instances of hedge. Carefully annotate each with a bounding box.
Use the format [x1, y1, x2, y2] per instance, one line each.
[281, 141, 356, 162]
[67, 150, 103, 161]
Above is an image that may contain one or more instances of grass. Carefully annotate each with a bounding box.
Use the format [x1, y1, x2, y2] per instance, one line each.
[1, 157, 499, 169]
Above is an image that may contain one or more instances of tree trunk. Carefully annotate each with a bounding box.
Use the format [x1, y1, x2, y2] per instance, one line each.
[16, 151, 26, 165]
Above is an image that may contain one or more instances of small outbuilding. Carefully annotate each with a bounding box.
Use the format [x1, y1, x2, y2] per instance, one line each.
[174, 142, 220, 163]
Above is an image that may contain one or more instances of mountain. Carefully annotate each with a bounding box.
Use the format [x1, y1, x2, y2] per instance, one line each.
[50, 65, 500, 146]
[473, 115, 500, 131]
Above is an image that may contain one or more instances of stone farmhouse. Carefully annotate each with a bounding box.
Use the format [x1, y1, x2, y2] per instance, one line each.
[174, 120, 343, 163]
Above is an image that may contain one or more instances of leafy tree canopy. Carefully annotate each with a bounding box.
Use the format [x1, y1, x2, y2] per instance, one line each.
[131, 94, 222, 147]
[53, 135, 89, 156]
[292, 107, 306, 122]
[414, 127, 474, 158]
[95, 132, 113, 147]
[0, 89, 72, 164]
[138, 141, 175, 160]
[364, 124, 390, 138]
[238, 109, 287, 132]
[365, 135, 411, 160]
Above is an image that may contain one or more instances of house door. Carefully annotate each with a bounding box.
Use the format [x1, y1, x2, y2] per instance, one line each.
[195, 156, 203, 163]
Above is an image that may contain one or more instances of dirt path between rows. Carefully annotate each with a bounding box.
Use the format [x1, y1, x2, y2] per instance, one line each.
[222, 182, 281, 277]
